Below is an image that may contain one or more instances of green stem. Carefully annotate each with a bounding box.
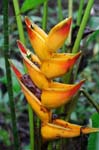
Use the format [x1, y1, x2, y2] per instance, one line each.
[68, 0, 73, 45]
[65, 93, 80, 121]
[13, 0, 25, 43]
[62, 0, 73, 83]
[42, 0, 48, 31]
[28, 105, 34, 150]
[57, 0, 63, 21]
[80, 89, 99, 113]
[77, 0, 84, 25]
[72, 0, 94, 53]
[68, 0, 73, 18]
[73, 55, 82, 81]
[12, 0, 34, 150]
[3, 0, 20, 149]
[57, 0, 65, 53]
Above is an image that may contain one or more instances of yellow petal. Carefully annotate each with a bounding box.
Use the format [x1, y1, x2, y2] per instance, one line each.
[46, 17, 72, 52]
[25, 17, 52, 60]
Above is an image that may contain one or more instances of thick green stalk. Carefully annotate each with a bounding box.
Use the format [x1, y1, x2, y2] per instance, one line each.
[28, 105, 34, 150]
[57, 0, 63, 21]
[3, 0, 20, 149]
[12, 0, 34, 150]
[42, 0, 48, 31]
[13, 0, 25, 43]
[77, 0, 84, 25]
[72, 0, 94, 53]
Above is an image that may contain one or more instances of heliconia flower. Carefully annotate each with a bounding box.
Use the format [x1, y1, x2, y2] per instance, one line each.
[10, 61, 52, 123]
[25, 17, 72, 60]
[41, 120, 99, 140]
[17, 40, 81, 79]
[10, 16, 99, 142]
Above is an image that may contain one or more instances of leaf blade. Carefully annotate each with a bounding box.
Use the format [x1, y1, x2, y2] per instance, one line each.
[21, 0, 46, 13]
[87, 113, 99, 150]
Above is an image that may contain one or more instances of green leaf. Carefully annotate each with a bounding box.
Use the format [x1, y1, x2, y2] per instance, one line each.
[21, 0, 46, 13]
[87, 113, 99, 150]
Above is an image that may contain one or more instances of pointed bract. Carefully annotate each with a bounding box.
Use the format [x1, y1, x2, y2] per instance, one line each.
[41, 122, 99, 140]
[25, 17, 48, 40]
[41, 52, 81, 78]
[46, 17, 72, 52]
[41, 80, 84, 109]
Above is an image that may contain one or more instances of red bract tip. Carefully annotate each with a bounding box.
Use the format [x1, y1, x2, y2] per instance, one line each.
[60, 17, 72, 35]
[17, 40, 27, 54]
[25, 16, 31, 27]
[9, 60, 22, 79]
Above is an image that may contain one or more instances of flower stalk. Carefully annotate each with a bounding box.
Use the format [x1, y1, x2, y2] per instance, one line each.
[42, 0, 48, 31]
[13, 0, 25, 43]
[77, 0, 84, 25]
[68, 0, 72, 45]
[72, 0, 94, 53]
[57, 0, 63, 21]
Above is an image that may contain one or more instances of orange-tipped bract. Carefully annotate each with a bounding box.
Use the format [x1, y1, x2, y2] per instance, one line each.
[46, 17, 72, 52]
[41, 122, 99, 140]
[41, 51, 81, 78]
[41, 80, 84, 109]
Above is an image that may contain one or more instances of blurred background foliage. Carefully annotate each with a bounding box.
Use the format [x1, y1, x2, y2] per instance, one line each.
[0, 0, 99, 149]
